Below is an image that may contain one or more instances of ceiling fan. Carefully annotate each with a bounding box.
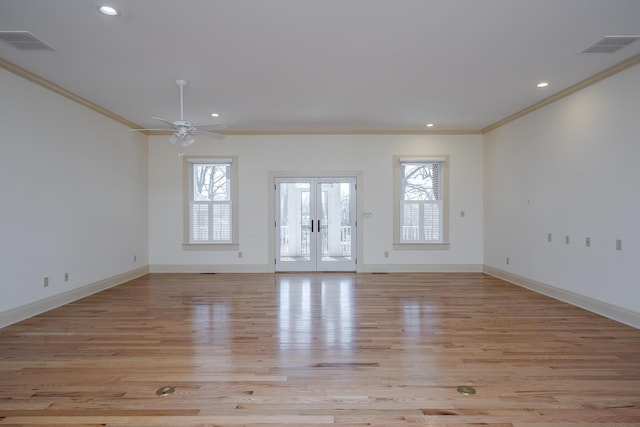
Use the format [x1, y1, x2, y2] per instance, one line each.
[130, 79, 225, 152]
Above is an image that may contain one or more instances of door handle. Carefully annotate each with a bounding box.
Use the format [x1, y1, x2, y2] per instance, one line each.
[311, 220, 314, 232]
[317, 220, 321, 230]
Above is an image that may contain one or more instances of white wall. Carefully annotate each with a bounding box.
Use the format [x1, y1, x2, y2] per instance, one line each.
[0, 69, 149, 320]
[149, 134, 483, 272]
[484, 64, 640, 316]
[4, 56, 638, 328]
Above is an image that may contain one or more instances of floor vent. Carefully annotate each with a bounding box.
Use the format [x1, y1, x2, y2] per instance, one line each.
[0, 31, 55, 50]
[581, 36, 640, 53]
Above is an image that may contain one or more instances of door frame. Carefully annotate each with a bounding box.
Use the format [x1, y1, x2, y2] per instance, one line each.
[274, 177, 357, 272]
[267, 170, 363, 273]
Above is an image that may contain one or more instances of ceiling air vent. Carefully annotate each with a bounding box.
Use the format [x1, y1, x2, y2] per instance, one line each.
[0, 31, 55, 50]
[581, 36, 640, 53]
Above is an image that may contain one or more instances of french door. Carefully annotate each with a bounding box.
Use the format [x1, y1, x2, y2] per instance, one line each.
[275, 177, 357, 272]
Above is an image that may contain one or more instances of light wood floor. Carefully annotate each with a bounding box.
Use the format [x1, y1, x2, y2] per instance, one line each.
[1, 273, 640, 426]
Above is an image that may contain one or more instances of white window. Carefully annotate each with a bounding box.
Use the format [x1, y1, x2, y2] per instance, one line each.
[394, 156, 448, 245]
[185, 157, 238, 245]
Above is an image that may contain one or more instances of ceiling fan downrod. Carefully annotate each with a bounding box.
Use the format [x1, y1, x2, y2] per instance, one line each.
[176, 79, 187, 121]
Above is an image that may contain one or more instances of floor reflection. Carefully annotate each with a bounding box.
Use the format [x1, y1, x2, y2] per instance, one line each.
[192, 301, 231, 345]
[402, 298, 435, 338]
[277, 275, 355, 355]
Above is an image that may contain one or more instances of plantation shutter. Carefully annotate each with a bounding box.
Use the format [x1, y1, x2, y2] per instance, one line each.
[188, 158, 233, 243]
[399, 159, 444, 243]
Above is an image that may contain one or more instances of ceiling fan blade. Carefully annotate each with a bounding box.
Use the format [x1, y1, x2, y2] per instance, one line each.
[152, 117, 176, 127]
[129, 128, 174, 132]
[193, 122, 227, 131]
[196, 129, 226, 140]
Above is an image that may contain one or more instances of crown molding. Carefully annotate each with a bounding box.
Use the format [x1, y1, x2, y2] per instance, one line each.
[216, 129, 482, 136]
[3, 52, 639, 137]
[0, 56, 145, 131]
[482, 52, 640, 134]
[147, 129, 481, 136]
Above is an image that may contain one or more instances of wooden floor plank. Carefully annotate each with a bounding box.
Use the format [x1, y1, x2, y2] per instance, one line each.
[1, 272, 640, 425]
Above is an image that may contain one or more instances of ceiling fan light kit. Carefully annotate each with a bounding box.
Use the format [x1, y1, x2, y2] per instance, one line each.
[129, 79, 225, 156]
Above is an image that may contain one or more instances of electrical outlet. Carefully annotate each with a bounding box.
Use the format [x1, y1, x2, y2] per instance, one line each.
[134, 255, 137, 263]
[586, 237, 591, 247]
[547, 233, 552, 242]
[64, 273, 69, 282]
[616, 239, 622, 251]
[565, 235, 570, 244]
[460, 210, 465, 218]
[238, 251, 243, 258]
[43, 277, 49, 288]
[384, 251, 389, 258]
[506, 257, 510, 265]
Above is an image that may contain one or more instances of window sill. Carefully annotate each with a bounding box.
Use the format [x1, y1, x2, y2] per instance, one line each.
[393, 242, 450, 250]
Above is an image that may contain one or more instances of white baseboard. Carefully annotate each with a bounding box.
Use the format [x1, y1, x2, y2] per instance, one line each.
[483, 265, 640, 329]
[359, 264, 483, 273]
[150, 263, 483, 274]
[149, 264, 270, 273]
[0, 266, 150, 329]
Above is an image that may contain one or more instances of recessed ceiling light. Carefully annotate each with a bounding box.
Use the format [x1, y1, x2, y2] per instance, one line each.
[536, 82, 550, 88]
[210, 113, 220, 117]
[98, 5, 119, 16]
[426, 123, 435, 127]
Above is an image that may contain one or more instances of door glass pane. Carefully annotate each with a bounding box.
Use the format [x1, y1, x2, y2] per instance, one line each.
[279, 182, 311, 262]
[319, 182, 352, 262]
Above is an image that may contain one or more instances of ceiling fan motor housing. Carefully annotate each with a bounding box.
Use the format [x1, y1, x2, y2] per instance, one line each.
[128, 78, 225, 144]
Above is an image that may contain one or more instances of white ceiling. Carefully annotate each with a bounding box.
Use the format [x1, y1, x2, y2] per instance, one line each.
[1, 0, 640, 133]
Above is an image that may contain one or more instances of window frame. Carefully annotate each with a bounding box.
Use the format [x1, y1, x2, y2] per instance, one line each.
[183, 156, 239, 248]
[393, 155, 450, 248]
